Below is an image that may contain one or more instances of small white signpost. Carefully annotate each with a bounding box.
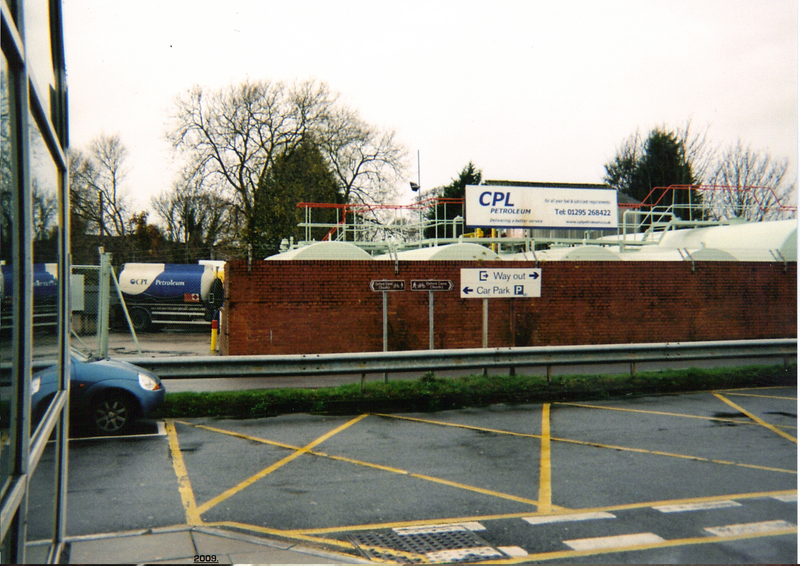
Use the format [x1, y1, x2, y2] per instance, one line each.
[460, 268, 541, 298]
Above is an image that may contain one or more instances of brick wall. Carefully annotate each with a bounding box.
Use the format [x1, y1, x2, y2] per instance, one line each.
[219, 260, 797, 355]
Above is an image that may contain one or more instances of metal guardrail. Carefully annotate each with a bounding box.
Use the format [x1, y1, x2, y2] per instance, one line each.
[127, 339, 797, 380]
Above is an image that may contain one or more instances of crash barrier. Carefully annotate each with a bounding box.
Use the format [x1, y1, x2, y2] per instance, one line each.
[128, 339, 796, 382]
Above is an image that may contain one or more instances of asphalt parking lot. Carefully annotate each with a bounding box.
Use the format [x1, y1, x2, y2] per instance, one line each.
[30, 384, 797, 563]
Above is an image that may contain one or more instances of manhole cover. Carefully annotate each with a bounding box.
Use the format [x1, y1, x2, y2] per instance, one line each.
[349, 525, 506, 564]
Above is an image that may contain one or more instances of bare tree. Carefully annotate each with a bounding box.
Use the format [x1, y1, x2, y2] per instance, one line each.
[167, 78, 408, 248]
[32, 178, 58, 240]
[151, 162, 236, 257]
[316, 104, 407, 206]
[705, 140, 796, 221]
[68, 133, 132, 236]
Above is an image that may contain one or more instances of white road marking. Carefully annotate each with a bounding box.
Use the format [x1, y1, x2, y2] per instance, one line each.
[498, 546, 528, 557]
[425, 547, 504, 562]
[705, 520, 796, 537]
[393, 522, 485, 535]
[653, 500, 742, 513]
[564, 532, 665, 551]
[523, 511, 616, 525]
[772, 494, 798, 502]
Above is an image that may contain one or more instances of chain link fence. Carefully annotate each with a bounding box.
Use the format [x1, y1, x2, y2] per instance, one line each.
[70, 261, 212, 358]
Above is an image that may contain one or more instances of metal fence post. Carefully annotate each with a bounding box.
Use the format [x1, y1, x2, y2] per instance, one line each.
[97, 250, 111, 358]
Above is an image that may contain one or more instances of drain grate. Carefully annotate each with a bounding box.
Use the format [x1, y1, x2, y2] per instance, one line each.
[349, 525, 506, 564]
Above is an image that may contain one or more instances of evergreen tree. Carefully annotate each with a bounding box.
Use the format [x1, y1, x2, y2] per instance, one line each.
[424, 162, 482, 239]
[605, 127, 701, 222]
[254, 139, 343, 256]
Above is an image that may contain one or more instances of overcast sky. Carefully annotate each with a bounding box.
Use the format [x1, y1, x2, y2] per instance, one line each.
[63, 0, 798, 213]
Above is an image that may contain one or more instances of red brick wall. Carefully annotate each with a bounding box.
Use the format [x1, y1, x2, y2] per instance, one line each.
[219, 260, 797, 355]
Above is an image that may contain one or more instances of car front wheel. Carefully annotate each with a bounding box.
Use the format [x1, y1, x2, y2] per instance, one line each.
[92, 394, 135, 434]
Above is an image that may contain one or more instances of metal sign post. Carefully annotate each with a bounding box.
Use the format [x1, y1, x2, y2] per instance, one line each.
[411, 280, 454, 350]
[370, 280, 406, 360]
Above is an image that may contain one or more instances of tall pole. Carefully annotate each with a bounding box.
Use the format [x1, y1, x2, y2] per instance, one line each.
[417, 150, 422, 240]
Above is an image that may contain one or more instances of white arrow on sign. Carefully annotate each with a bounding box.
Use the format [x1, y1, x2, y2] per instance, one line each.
[460, 268, 542, 299]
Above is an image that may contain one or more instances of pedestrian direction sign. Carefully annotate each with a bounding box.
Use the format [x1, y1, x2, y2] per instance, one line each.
[370, 280, 405, 292]
[411, 279, 454, 291]
[460, 268, 541, 298]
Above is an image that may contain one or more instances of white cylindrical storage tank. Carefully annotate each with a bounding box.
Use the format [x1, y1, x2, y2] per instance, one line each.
[504, 245, 620, 261]
[265, 241, 373, 260]
[375, 243, 500, 261]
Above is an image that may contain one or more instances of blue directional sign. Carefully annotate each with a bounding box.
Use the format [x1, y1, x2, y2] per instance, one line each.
[460, 268, 542, 298]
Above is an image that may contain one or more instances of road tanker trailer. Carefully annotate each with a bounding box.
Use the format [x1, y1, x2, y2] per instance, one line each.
[117, 262, 224, 331]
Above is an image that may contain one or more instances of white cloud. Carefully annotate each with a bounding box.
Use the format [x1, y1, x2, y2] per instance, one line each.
[63, 0, 798, 212]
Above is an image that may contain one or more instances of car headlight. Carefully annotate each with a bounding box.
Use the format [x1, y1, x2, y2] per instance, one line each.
[31, 376, 41, 395]
[138, 372, 162, 391]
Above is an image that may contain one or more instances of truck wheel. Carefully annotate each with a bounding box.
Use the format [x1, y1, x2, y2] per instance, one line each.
[130, 307, 153, 332]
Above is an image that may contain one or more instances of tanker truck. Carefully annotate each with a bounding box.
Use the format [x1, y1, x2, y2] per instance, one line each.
[117, 262, 224, 332]
[1, 263, 59, 331]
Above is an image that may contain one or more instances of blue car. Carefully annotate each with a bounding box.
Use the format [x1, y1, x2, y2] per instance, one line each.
[31, 350, 166, 435]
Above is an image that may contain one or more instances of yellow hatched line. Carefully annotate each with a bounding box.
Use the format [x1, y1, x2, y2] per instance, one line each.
[165, 420, 202, 525]
[176, 420, 300, 450]
[722, 392, 797, 400]
[181, 418, 555, 512]
[322, 450, 546, 508]
[479, 526, 798, 564]
[538, 404, 552, 513]
[557, 401, 796, 430]
[196, 414, 369, 515]
[714, 393, 797, 444]
[375, 412, 544, 439]
[551, 434, 796, 474]
[377, 412, 796, 474]
[715, 385, 796, 393]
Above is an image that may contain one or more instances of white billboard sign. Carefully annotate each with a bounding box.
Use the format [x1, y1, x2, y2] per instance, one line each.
[465, 185, 618, 230]
[461, 268, 541, 299]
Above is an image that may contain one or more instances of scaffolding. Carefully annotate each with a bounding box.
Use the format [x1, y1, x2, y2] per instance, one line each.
[291, 185, 796, 257]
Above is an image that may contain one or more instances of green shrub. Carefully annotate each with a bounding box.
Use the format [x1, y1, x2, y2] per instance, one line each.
[151, 363, 796, 420]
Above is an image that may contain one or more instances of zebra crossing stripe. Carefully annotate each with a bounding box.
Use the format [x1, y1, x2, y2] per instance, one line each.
[523, 511, 615, 525]
[705, 520, 796, 537]
[564, 532, 665, 551]
[653, 500, 741, 513]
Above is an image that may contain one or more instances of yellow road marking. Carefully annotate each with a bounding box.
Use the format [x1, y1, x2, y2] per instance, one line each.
[181, 418, 556, 512]
[177, 420, 299, 450]
[714, 393, 797, 444]
[165, 419, 202, 525]
[551, 434, 796, 474]
[539, 404, 552, 513]
[479, 526, 798, 564]
[196, 414, 369, 515]
[209, 520, 358, 551]
[722, 392, 797, 401]
[375, 413, 545, 439]
[556, 401, 796, 429]
[377, 412, 796, 474]
[716, 385, 795, 393]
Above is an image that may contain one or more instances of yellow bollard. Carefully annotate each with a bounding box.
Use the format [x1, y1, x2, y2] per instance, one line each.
[210, 319, 218, 353]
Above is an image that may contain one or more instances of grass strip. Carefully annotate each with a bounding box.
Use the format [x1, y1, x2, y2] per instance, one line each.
[151, 363, 797, 420]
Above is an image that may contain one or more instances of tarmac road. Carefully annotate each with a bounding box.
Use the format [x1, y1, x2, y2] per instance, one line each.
[27, 384, 798, 564]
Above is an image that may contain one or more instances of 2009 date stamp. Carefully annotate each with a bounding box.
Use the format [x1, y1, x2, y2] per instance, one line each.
[194, 554, 218, 563]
